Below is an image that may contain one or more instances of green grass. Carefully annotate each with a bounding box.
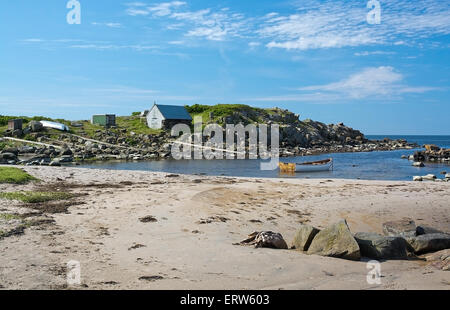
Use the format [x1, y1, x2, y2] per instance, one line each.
[0, 191, 74, 203]
[0, 167, 38, 184]
[0, 213, 22, 221]
[185, 104, 269, 125]
[115, 116, 162, 135]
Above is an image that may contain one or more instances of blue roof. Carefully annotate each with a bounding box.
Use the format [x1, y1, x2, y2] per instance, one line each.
[155, 104, 192, 120]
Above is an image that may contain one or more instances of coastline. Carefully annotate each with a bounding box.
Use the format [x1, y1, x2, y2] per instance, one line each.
[1, 165, 449, 289]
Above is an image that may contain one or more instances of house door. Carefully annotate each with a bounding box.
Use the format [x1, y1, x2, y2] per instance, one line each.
[150, 118, 159, 129]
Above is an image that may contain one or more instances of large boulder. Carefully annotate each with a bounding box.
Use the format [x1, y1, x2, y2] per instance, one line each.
[18, 146, 36, 154]
[1, 147, 19, 155]
[29, 121, 43, 132]
[406, 233, 450, 254]
[422, 249, 450, 271]
[60, 148, 73, 156]
[354, 232, 411, 259]
[0, 152, 17, 161]
[307, 220, 360, 261]
[382, 218, 417, 237]
[292, 224, 320, 251]
[416, 226, 445, 235]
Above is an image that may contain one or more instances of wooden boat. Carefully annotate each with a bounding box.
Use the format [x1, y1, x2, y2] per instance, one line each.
[39, 121, 70, 132]
[279, 158, 333, 173]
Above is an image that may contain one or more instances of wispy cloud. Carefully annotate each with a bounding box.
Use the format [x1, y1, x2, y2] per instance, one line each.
[126, 2, 249, 41]
[298, 66, 438, 99]
[354, 51, 396, 56]
[69, 44, 159, 51]
[124, 1, 450, 49]
[259, 0, 450, 50]
[247, 66, 439, 103]
[92, 22, 123, 28]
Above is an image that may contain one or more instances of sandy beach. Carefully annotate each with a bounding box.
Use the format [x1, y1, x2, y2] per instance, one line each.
[0, 165, 449, 290]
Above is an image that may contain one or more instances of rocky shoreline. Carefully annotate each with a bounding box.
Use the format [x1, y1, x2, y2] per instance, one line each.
[1, 107, 420, 166]
[0, 133, 419, 167]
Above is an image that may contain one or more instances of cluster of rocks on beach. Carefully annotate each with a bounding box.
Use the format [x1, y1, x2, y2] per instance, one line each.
[241, 218, 450, 270]
[400, 145, 450, 182]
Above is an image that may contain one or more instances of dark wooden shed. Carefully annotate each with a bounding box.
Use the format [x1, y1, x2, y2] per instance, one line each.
[8, 119, 23, 131]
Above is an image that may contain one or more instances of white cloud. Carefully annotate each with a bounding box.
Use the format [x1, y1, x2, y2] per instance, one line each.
[148, 1, 186, 17]
[92, 22, 122, 28]
[354, 51, 396, 56]
[298, 66, 437, 99]
[69, 44, 159, 51]
[21, 38, 44, 42]
[259, 0, 450, 50]
[248, 42, 261, 47]
[247, 66, 439, 103]
[126, 8, 150, 16]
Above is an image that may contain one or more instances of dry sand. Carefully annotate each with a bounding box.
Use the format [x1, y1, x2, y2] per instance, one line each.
[0, 165, 449, 290]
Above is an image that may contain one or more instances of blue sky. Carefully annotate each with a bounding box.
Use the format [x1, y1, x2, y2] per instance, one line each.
[0, 0, 449, 134]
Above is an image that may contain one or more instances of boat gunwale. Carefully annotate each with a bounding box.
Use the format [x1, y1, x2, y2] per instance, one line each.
[295, 158, 332, 166]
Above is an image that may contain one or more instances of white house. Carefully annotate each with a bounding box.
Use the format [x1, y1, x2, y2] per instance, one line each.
[146, 104, 193, 130]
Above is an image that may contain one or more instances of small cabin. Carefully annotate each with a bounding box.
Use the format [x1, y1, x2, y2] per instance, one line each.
[146, 104, 192, 130]
[91, 114, 116, 127]
[8, 119, 23, 131]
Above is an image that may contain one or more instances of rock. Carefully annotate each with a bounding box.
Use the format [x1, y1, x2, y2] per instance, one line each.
[49, 161, 61, 167]
[238, 231, 288, 249]
[445, 173, 450, 179]
[422, 174, 436, 181]
[354, 232, 411, 259]
[58, 155, 73, 163]
[422, 249, 450, 271]
[408, 155, 414, 160]
[60, 148, 73, 156]
[406, 233, 450, 254]
[401, 155, 407, 159]
[29, 121, 43, 132]
[307, 219, 360, 261]
[292, 224, 320, 251]
[412, 162, 424, 167]
[416, 225, 444, 236]
[2, 147, 19, 155]
[18, 146, 36, 154]
[382, 218, 417, 237]
[413, 176, 423, 181]
[0, 152, 17, 161]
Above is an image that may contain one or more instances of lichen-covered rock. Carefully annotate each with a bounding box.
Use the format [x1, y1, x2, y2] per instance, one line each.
[354, 232, 411, 259]
[292, 224, 320, 251]
[307, 220, 360, 261]
[422, 249, 450, 271]
[406, 233, 450, 254]
[382, 218, 417, 237]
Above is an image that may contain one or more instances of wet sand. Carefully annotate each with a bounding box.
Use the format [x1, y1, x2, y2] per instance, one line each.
[0, 165, 449, 289]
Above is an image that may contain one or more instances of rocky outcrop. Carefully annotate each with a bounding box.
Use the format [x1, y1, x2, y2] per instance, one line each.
[406, 233, 450, 255]
[1, 105, 421, 164]
[382, 219, 417, 238]
[422, 249, 450, 271]
[354, 232, 411, 259]
[307, 220, 360, 261]
[292, 224, 320, 251]
[413, 147, 450, 164]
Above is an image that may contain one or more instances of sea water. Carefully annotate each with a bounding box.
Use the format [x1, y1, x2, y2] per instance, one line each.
[80, 135, 450, 181]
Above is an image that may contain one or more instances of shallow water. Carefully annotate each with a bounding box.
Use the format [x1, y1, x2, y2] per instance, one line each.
[79, 149, 449, 182]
